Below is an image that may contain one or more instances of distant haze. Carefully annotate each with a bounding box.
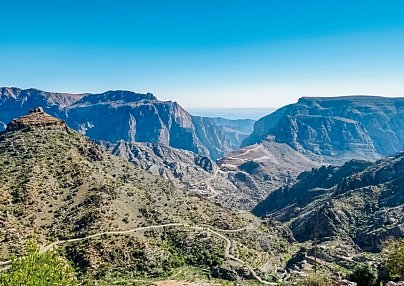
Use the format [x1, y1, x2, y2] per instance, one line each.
[188, 108, 275, 120]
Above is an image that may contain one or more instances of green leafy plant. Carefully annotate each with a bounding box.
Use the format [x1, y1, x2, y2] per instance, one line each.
[383, 239, 404, 280]
[0, 241, 78, 286]
[348, 264, 378, 286]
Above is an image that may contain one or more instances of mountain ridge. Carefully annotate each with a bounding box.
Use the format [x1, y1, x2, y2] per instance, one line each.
[242, 96, 404, 162]
[0, 87, 254, 160]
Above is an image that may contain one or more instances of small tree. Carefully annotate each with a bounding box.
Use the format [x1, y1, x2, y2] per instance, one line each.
[0, 241, 78, 286]
[383, 239, 404, 280]
[348, 264, 378, 286]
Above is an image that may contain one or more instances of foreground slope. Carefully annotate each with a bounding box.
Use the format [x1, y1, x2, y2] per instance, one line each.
[0, 109, 291, 282]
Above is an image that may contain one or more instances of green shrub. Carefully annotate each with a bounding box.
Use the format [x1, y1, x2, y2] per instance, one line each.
[383, 239, 404, 280]
[0, 241, 78, 286]
[348, 264, 378, 286]
[298, 272, 333, 286]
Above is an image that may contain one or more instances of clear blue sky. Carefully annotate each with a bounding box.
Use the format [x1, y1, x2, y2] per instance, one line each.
[1, 0, 404, 108]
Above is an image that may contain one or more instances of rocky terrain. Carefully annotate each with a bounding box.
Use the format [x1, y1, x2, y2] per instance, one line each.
[0, 87, 253, 160]
[204, 96, 404, 209]
[76, 94, 404, 210]
[0, 110, 293, 284]
[105, 139, 319, 210]
[253, 152, 404, 271]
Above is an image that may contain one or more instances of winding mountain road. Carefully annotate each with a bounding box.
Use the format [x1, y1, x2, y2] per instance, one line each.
[0, 222, 277, 285]
[225, 144, 261, 162]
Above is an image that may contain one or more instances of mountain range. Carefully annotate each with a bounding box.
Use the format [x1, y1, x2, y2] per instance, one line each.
[1, 88, 403, 210]
[213, 96, 404, 207]
[0, 87, 254, 160]
[242, 96, 404, 163]
[1, 88, 404, 284]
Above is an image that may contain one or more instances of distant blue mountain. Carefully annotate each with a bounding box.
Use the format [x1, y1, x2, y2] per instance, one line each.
[188, 108, 275, 120]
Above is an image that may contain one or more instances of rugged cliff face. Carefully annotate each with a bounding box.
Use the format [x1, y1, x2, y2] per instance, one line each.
[0, 87, 84, 129]
[103, 140, 217, 191]
[0, 87, 253, 160]
[191, 116, 254, 160]
[66, 91, 208, 155]
[243, 96, 404, 163]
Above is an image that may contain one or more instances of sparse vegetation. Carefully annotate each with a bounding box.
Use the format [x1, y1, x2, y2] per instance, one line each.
[0, 241, 78, 286]
[0, 118, 292, 283]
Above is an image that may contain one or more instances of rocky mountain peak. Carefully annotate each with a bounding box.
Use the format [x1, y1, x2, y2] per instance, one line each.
[6, 107, 67, 131]
[73, 90, 157, 106]
[0, 87, 22, 98]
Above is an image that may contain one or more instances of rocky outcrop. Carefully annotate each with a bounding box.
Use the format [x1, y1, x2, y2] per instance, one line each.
[6, 107, 67, 131]
[243, 96, 404, 163]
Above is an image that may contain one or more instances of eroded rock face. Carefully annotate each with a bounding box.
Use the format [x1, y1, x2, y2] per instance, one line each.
[0, 87, 85, 127]
[243, 96, 404, 163]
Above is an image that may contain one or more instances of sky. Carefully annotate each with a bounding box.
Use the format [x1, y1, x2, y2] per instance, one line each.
[1, 0, 404, 108]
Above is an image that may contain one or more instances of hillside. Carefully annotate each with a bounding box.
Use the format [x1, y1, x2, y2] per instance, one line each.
[105, 140, 314, 210]
[0, 109, 292, 283]
[0, 87, 254, 160]
[253, 153, 404, 270]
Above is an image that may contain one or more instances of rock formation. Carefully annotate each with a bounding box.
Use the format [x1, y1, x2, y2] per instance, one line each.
[243, 96, 404, 163]
[6, 107, 67, 131]
[253, 152, 404, 252]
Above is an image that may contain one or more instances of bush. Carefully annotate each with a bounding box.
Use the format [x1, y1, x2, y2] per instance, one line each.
[0, 241, 78, 286]
[383, 239, 404, 280]
[348, 264, 378, 286]
[298, 272, 333, 286]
